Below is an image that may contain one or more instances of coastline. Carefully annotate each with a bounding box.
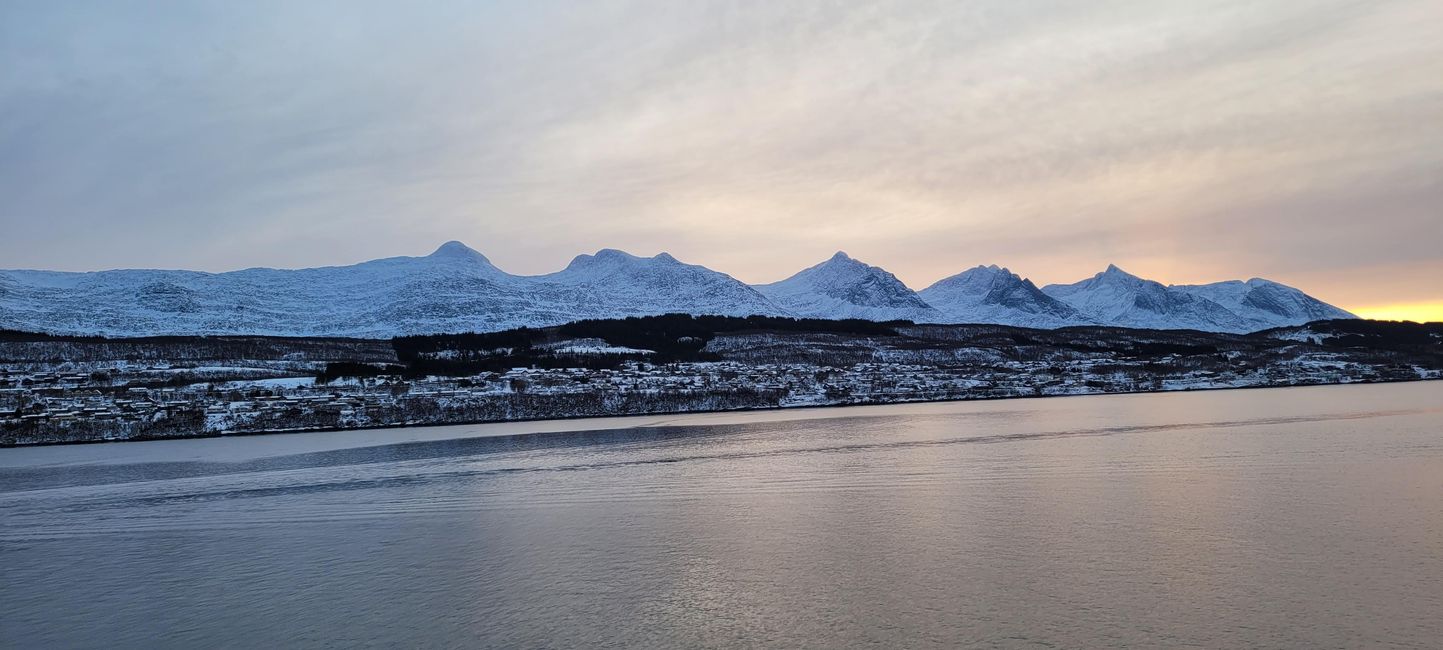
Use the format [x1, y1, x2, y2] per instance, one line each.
[5, 374, 1437, 451]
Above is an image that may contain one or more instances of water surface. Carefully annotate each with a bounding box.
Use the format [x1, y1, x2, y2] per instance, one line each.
[4, 382, 1442, 648]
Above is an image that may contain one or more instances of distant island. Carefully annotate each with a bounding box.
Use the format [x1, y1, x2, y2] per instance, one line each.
[3, 315, 1438, 446]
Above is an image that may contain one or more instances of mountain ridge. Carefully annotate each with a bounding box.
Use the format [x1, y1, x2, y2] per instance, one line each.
[0, 242, 1357, 337]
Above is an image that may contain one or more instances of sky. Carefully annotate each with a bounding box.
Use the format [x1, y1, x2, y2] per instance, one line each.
[2, 0, 1440, 320]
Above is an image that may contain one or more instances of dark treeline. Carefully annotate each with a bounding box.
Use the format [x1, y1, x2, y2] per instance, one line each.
[0, 330, 396, 364]
[1265, 319, 1443, 352]
[389, 314, 907, 376]
[316, 362, 409, 384]
[4, 317, 1439, 380]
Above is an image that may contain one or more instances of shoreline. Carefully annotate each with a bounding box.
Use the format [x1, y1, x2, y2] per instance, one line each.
[5, 375, 1437, 450]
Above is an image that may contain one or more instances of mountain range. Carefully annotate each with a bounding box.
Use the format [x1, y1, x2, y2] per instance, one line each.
[0, 241, 1355, 337]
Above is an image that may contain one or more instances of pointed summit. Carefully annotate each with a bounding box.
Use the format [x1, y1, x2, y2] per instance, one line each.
[1099, 263, 1137, 279]
[753, 253, 938, 322]
[427, 241, 492, 265]
[921, 264, 1087, 327]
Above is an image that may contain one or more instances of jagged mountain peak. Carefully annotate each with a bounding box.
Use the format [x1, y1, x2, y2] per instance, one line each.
[928, 263, 1014, 287]
[1096, 263, 1143, 281]
[780, 253, 914, 289]
[921, 264, 1086, 328]
[754, 253, 937, 321]
[565, 248, 683, 269]
[1044, 264, 1155, 295]
[966, 263, 1011, 278]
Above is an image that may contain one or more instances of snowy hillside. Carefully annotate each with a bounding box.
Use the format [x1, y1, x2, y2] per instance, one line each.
[752, 252, 941, 322]
[920, 265, 1091, 328]
[0, 243, 1357, 337]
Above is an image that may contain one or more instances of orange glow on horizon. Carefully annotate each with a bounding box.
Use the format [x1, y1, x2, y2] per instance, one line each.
[1350, 301, 1443, 324]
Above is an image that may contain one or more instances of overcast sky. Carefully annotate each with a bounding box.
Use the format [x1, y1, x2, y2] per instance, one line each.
[2, 0, 1440, 315]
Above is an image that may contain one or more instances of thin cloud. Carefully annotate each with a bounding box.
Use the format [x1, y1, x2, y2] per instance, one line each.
[0, 0, 1438, 311]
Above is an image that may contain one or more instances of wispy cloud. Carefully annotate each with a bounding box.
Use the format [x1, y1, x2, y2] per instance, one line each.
[1, 0, 1439, 310]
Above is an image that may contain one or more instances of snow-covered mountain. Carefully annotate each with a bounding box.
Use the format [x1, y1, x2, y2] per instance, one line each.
[1041, 265, 1262, 332]
[0, 243, 1357, 337]
[534, 249, 781, 321]
[1, 242, 533, 337]
[920, 265, 1091, 328]
[1037, 265, 1357, 333]
[752, 252, 941, 322]
[1171, 278, 1356, 329]
[0, 242, 782, 338]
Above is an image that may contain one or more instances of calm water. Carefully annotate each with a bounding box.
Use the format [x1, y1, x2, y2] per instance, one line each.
[3, 382, 1442, 648]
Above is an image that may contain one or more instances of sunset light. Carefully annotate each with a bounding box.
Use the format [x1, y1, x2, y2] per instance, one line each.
[3, 2, 1441, 647]
[1351, 301, 1443, 324]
